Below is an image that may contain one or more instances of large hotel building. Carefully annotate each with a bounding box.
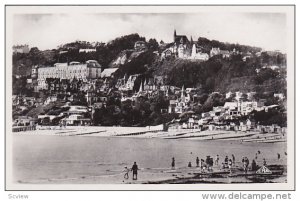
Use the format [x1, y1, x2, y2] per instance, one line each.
[32, 60, 102, 90]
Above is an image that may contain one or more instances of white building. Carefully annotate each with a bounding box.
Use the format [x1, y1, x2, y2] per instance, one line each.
[79, 48, 96, 53]
[235, 91, 244, 101]
[247, 92, 256, 100]
[36, 60, 102, 90]
[61, 114, 91, 126]
[13, 44, 30, 54]
[240, 101, 264, 115]
[223, 101, 264, 116]
[274, 93, 285, 100]
[118, 74, 139, 91]
[225, 91, 234, 99]
[168, 86, 191, 114]
[189, 44, 209, 61]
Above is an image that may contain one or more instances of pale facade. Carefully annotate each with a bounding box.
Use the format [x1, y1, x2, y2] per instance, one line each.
[168, 86, 191, 114]
[36, 60, 101, 90]
[13, 44, 30, 54]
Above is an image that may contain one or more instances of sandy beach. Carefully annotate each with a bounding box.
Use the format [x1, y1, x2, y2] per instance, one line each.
[12, 127, 287, 184]
[15, 126, 286, 143]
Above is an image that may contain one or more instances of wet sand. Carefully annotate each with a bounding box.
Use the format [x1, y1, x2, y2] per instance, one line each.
[12, 133, 287, 184]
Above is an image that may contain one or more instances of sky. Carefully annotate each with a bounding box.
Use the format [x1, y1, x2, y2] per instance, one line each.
[13, 12, 287, 52]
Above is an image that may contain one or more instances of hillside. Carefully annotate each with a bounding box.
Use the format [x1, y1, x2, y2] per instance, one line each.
[151, 55, 286, 95]
[12, 33, 286, 97]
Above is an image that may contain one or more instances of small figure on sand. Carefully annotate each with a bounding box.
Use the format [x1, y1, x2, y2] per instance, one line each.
[285, 152, 287, 156]
[210, 157, 214, 169]
[171, 157, 175, 169]
[206, 156, 213, 171]
[258, 150, 261, 154]
[251, 159, 257, 171]
[196, 157, 200, 167]
[245, 157, 249, 170]
[232, 154, 235, 166]
[242, 157, 246, 173]
[124, 167, 130, 179]
[188, 162, 192, 168]
[228, 159, 233, 173]
[131, 162, 138, 180]
[277, 153, 281, 160]
[255, 153, 258, 160]
[224, 156, 229, 168]
[215, 155, 219, 166]
[242, 157, 249, 173]
[263, 158, 267, 166]
[221, 162, 225, 170]
[201, 159, 205, 172]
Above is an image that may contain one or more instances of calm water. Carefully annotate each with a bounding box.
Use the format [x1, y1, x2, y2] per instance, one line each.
[13, 134, 287, 183]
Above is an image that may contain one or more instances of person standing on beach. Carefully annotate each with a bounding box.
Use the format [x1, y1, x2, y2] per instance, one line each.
[131, 162, 138, 180]
[171, 157, 175, 169]
[224, 156, 229, 168]
[201, 159, 206, 172]
[215, 155, 219, 166]
[232, 154, 235, 166]
[196, 157, 200, 167]
[221, 162, 225, 170]
[277, 153, 281, 160]
[206, 156, 211, 171]
[251, 159, 257, 171]
[228, 159, 233, 173]
[124, 167, 130, 180]
[245, 157, 249, 171]
[242, 157, 247, 173]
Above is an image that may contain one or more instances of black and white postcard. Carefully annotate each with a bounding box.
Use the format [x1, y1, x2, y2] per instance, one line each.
[5, 5, 295, 190]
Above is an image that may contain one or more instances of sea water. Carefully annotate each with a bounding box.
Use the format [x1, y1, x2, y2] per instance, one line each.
[12, 134, 287, 183]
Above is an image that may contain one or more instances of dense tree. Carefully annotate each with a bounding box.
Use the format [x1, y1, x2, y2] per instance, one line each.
[147, 38, 159, 50]
[250, 107, 286, 127]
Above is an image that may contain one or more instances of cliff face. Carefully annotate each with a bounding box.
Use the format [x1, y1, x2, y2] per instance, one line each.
[110, 50, 147, 68]
[111, 51, 128, 66]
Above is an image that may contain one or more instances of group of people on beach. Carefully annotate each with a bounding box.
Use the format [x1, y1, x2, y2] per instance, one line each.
[171, 150, 283, 174]
[175, 154, 237, 173]
[124, 150, 285, 180]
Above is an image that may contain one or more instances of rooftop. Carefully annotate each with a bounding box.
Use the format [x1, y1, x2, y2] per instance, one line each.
[101, 68, 119, 78]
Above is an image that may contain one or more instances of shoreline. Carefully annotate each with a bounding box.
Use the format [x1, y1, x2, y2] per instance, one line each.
[16, 164, 287, 185]
[13, 126, 287, 143]
[13, 128, 287, 185]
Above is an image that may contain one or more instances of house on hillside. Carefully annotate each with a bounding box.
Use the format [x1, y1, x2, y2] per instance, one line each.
[79, 48, 96, 53]
[168, 86, 191, 114]
[13, 44, 30, 54]
[61, 114, 91, 126]
[134, 41, 147, 51]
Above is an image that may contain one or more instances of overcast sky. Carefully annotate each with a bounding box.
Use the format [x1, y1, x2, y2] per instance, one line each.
[13, 12, 287, 52]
